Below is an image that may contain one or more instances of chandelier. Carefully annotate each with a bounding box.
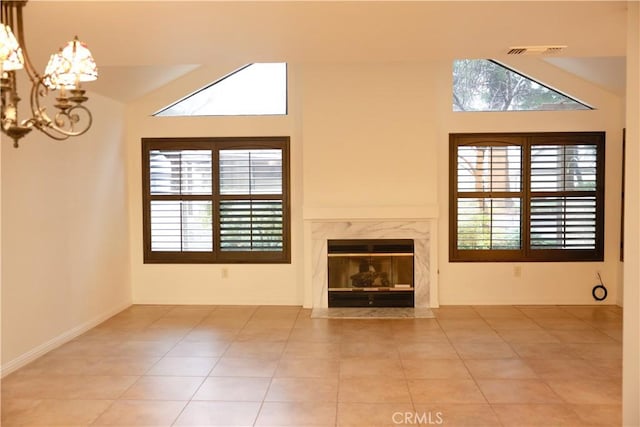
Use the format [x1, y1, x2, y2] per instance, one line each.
[0, 0, 98, 148]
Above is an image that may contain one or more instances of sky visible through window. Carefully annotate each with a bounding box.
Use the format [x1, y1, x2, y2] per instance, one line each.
[155, 63, 287, 117]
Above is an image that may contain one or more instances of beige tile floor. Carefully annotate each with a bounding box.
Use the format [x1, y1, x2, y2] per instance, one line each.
[1, 304, 622, 426]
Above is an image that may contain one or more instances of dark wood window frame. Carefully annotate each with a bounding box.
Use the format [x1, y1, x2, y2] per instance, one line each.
[142, 136, 291, 264]
[450, 132, 605, 262]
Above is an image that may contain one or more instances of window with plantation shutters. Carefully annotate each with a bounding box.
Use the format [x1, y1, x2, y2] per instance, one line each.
[142, 137, 290, 263]
[450, 132, 604, 262]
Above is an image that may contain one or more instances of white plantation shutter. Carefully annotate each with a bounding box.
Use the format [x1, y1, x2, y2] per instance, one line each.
[529, 144, 599, 250]
[530, 197, 597, 249]
[220, 200, 284, 251]
[150, 201, 213, 252]
[456, 145, 522, 193]
[149, 150, 212, 195]
[530, 145, 597, 192]
[457, 197, 521, 250]
[149, 150, 213, 252]
[456, 144, 522, 251]
[219, 148, 284, 252]
[219, 149, 282, 195]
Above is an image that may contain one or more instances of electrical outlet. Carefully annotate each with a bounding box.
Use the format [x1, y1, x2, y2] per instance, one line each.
[221, 268, 228, 279]
[514, 266, 522, 277]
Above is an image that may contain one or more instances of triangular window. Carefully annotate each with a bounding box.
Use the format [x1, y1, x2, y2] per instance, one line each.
[453, 59, 591, 112]
[154, 63, 287, 117]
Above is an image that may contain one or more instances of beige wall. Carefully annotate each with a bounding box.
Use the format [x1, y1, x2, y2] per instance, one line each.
[1, 90, 131, 374]
[127, 59, 624, 307]
[623, 1, 640, 424]
[301, 63, 439, 209]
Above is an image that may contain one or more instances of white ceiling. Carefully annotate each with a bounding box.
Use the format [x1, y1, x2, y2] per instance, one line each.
[91, 65, 201, 103]
[544, 56, 626, 96]
[21, 1, 629, 102]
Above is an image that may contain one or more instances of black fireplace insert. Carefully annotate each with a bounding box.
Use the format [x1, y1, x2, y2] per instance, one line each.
[327, 239, 414, 307]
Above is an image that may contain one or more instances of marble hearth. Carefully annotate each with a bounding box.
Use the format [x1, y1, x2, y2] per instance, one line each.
[309, 220, 433, 308]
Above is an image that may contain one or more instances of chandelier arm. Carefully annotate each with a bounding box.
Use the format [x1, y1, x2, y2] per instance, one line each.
[32, 124, 71, 141]
[12, 1, 40, 85]
[47, 106, 94, 138]
[29, 78, 94, 140]
[28, 76, 53, 127]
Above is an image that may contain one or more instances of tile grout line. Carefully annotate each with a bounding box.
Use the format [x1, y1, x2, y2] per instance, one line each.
[122, 305, 216, 426]
[2, 305, 622, 426]
[252, 305, 300, 427]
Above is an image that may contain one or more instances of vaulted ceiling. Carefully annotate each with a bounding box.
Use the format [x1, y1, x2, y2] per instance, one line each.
[21, 1, 629, 102]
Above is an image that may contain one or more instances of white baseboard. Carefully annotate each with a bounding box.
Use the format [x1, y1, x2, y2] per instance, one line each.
[0, 301, 131, 378]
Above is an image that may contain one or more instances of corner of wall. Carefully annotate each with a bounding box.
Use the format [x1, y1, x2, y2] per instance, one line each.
[0, 300, 130, 378]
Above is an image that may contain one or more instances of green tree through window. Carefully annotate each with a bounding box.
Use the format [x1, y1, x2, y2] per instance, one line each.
[453, 60, 591, 112]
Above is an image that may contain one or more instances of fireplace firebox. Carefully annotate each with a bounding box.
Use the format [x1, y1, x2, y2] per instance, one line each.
[328, 239, 414, 307]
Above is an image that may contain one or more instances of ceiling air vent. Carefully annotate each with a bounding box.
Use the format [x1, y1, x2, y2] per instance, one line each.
[507, 45, 567, 55]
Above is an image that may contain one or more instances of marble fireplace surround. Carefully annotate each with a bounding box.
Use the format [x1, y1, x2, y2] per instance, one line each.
[304, 207, 438, 309]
